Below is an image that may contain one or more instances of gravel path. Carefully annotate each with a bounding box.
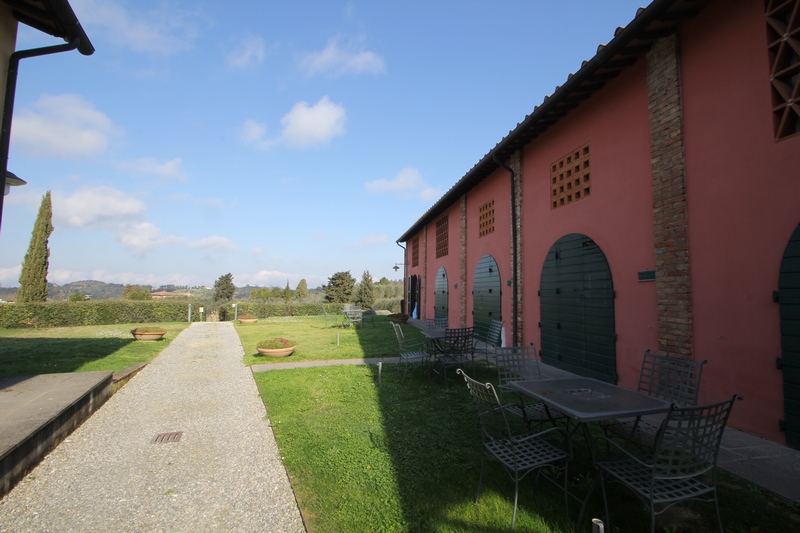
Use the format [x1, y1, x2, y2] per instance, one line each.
[0, 322, 305, 533]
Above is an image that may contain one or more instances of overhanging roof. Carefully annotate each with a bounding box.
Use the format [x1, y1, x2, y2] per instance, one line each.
[397, 0, 707, 244]
[3, 0, 94, 55]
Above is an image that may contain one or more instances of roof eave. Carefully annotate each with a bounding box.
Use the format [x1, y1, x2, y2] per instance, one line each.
[5, 0, 94, 55]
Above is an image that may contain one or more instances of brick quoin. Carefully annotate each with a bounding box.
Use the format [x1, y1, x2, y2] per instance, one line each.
[511, 150, 524, 345]
[459, 196, 467, 327]
[648, 33, 693, 360]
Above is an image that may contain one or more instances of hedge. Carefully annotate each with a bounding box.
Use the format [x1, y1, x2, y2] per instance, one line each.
[0, 301, 200, 328]
[0, 298, 403, 328]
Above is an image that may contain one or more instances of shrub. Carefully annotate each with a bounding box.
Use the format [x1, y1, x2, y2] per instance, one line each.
[257, 337, 296, 349]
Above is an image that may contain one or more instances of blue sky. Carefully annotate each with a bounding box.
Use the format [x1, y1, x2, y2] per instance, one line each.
[0, 0, 646, 290]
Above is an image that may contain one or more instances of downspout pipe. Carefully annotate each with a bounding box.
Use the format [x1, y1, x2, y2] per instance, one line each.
[494, 155, 519, 346]
[0, 37, 81, 234]
[396, 240, 407, 314]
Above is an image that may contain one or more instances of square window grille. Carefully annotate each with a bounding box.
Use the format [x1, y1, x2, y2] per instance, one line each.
[550, 144, 591, 209]
[479, 200, 495, 237]
[411, 236, 419, 267]
[766, 0, 800, 140]
[435, 216, 449, 258]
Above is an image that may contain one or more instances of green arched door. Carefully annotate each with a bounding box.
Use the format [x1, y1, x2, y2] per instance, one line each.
[539, 233, 617, 383]
[434, 267, 448, 320]
[779, 224, 800, 449]
[473, 255, 501, 340]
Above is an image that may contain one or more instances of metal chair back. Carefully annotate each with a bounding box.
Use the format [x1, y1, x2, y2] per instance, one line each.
[460, 368, 511, 443]
[652, 395, 738, 479]
[495, 345, 541, 391]
[638, 349, 707, 407]
[443, 326, 475, 356]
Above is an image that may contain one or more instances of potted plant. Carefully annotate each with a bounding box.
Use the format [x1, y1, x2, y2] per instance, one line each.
[238, 313, 258, 324]
[131, 326, 167, 341]
[256, 337, 297, 358]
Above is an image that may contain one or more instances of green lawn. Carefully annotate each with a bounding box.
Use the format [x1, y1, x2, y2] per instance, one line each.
[248, 318, 800, 533]
[235, 314, 417, 366]
[0, 322, 189, 375]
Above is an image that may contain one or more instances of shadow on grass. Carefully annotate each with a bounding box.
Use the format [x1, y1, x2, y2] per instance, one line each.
[0, 337, 137, 376]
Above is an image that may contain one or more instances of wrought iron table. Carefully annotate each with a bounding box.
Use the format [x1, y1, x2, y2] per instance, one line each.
[509, 377, 672, 520]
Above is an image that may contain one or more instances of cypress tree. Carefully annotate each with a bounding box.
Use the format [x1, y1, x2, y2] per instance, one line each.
[17, 191, 54, 303]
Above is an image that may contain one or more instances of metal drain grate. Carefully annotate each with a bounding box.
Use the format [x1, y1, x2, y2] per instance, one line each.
[152, 431, 183, 444]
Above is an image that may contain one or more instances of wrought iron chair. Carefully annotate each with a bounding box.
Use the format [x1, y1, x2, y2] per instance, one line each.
[474, 319, 504, 363]
[495, 345, 567, 430]
[458, 369, 571, 532]
[423, 317, 448, 330]
[602, 349, 708, 448]
[392, 322, 430, 382]
[322, 304, 335, 327]
[594, 394, 741, 533]
[431, 326, 475, 387]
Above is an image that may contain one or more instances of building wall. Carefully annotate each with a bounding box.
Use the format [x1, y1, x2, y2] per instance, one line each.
[401, 0, 798, 443]
[520, 58, 657, 391]
[463, 167, 513, 331]
[679, 0, 800, 439]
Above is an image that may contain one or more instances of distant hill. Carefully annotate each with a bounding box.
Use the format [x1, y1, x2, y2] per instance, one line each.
[49, 280, 125, 300]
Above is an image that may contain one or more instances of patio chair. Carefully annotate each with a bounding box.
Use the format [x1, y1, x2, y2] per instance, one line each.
[322, 304, 335, 327]
[424, 317, 448, 331]
[431, 326, 475, 388]
[594, 394, 741, 533]
[474, 319, 503, 363]
[602, 349, 707, 448]
[392, 322, 430, 382]
[495, 345, 567, 430]
[457, 369, 571, 532]
[362, 309, 377, 327]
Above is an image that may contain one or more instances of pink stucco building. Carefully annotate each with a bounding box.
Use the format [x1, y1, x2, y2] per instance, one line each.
[397, 0, 800, 446]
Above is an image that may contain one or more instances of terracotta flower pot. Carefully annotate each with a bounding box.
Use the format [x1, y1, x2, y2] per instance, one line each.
[256, 346, 296, 358]
[131, 330, 167, 341]
[238, 318, 258, 323]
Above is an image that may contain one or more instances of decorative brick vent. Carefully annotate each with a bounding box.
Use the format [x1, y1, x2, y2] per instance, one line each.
[766, 0, 800, 140]
[478, 200, 495, 238]
[435, 215, 449, 258]
[411, 236, 419, 267]
[550, 144, 591, 209]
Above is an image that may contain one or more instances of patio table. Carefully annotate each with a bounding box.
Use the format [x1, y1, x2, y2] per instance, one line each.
[509, 377, 671, 520]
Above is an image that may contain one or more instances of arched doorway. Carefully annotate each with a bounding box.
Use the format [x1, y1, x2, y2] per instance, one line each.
[539, 233, 617, 383]
[473, 254, 501, 340]
[779, 224, 800, 449]
[407, 275, 420, 318]
[434, 267, 448, 320]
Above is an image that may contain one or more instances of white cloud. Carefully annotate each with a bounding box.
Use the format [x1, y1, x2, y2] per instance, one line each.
[117, 222, 181, 255]
[240, 96, 346, 150]
[239, 119, 273, 150]
[228, 35, 266, 68]
[189, 235, 238, 253]
[71, 0, 199, 55]
[300, 37, 385, 77]
[12, 94, 117, 158]
[364, 167, 441, 201]
[346, 234, 388, 250]
[281, 96, 346, 147]
[0, 265, 21, 286]
[52, 187, 181, 255]
[49, 269, 88, 284]
[55, 187, 145, 228]
[117, 157, 187, 182]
